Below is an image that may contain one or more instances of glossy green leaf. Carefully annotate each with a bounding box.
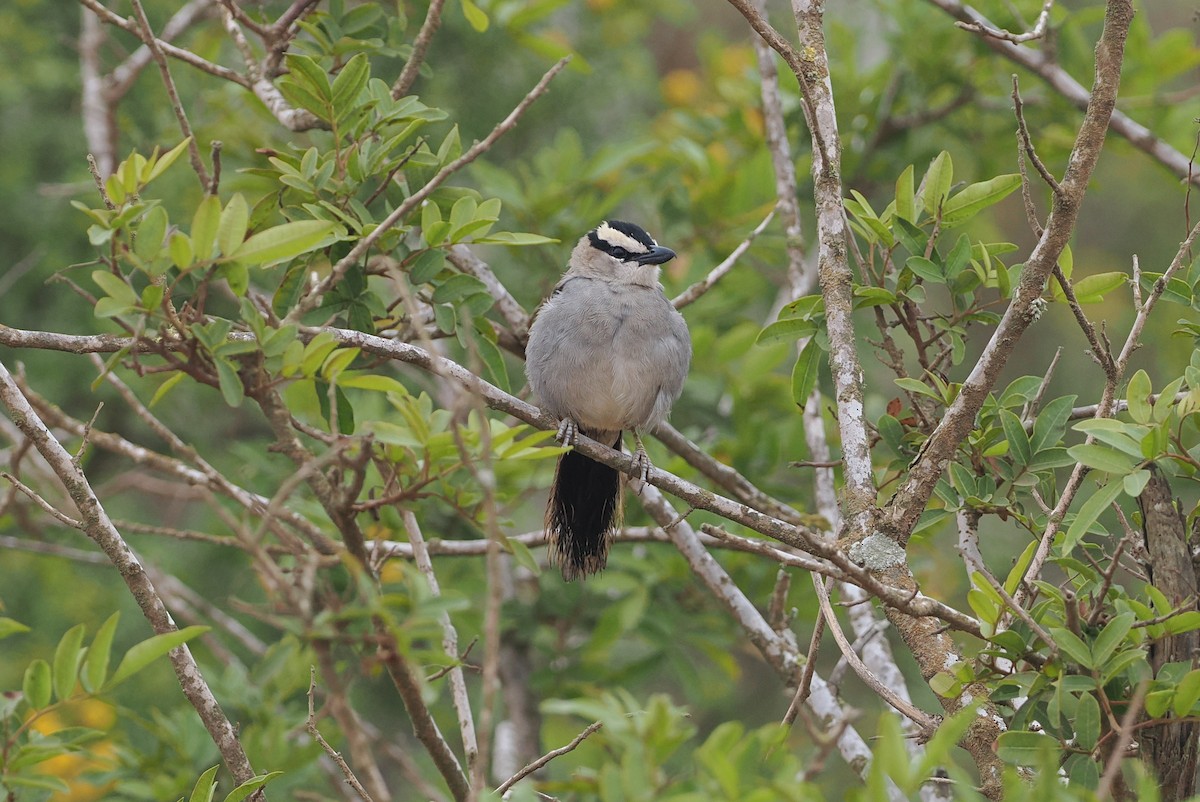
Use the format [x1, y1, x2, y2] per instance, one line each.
[107, 626, 209, 689]
[996, 730, 1059, 765]
[1067, 443, 1140, 475]
[461, 0, 490, 31]
[1000, 410, 1031, 467]
[189, 765, 220, 802]
[1127, 369, 1153, 424]
[222, 772, 285, 802]
[83, 613, 119, 692]
[233, 220, 337, 266]
[23, 659, 52, 710]
[941, 174, 1020, 226]
[791, 339, 821, 406]
[1092, 612, 1135, 668]
[1064, 478, 1125, 549]
[331, 53, 370, 119]
[285, 54, 332, 99]
[1074, 692, 1101, 751]
[135, 206, 168, 261]
[1173, 669, 1200, 716]
[191, 194, 222, 262]
[1050, 627, 1093, 668]
[52, 623, 86, 702]
[143, 137, 192, 186]
[917, 151, 953, 216]
[894, 164, 915, 222]
[0, 617, 30, 640]
[218, 193, 249, 257]
[1072, 271, 1128, 303]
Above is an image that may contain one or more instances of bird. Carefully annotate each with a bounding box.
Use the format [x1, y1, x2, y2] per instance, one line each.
[525, 220, 691, 580]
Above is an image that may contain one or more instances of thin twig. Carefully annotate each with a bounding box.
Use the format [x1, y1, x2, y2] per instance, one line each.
[958, 0, 1056, 44]
[392, 0, 446, 98]
[494, 721, 603, 794]
[812, 574, 939, 730]
[1096, 680, 1147, 801]
[128, 0, 210, 188]
[671, 206, 777, 309]
[307, 667, 375, 802]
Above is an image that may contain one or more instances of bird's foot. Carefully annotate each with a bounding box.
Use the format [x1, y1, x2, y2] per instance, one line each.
[631, 432, 652, 485]
[556, 417, 580, 447]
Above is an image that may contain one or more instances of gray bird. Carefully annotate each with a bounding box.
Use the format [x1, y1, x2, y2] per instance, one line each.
[525, 221, 691, 580]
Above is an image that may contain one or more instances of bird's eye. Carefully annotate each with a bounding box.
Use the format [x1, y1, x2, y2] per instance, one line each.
[609, 246, 629, 260]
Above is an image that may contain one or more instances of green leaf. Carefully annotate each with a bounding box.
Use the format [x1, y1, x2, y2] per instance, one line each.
[791, 340, 821, 406]
[107, 626, 209, 689]
[917, 151, 953, 216]
[472, 231, 557, 246]
[460, 0, 490, 31]
[222, 772, 285, 802]
[233, 220, 337, 267]
[1030, 394, 1077, 454]
[894, 164, 915, 222]
[331, 53, 370, 120]
[996, 730, 1060, 765]
[1067, 443, 1140, 475]
[437, 125, 462, 163]
[1074, 692, 1100, 751]
[218, 194, 249, 257]
[1127, 369, 1153, 424]
[150, 372, 187, 407]
[83, 613, 119, 692]
[189, 765, 220, 802]
[285, 54, 332, 99]
[1064, 479, 1125, 549]
[408, 250, 445, 286]
[144, 137, 192, 186]
[1123, 469, 1151, 496]
[1049, 627, 1093, 669]
[1092, 612, 1134, 667]
[431, 273, 489, 304]
[0, 617, 30, 640]
[1000, 410, 1031, 467]
[191, 195, 222, 262]
[52, 623, 86, 702]
[135, 206, 169, 262]
[1072, 271, 1128, 304]
[940, 174, 1021, 226]
[215, 358, 245, 407]
[756, 317, 818, 346]
[169, 232, 194, 270]
[906, 256, 944, 283]
[1173, 670, 1200, 716]
[23, 659, 52, 710]
[91, 269, 139, 306]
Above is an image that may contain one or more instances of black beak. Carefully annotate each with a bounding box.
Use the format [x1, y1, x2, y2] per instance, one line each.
[635, 245, 676, 265]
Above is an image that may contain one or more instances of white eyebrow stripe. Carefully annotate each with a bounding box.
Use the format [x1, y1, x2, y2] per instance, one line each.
[595, 222, 650, 253]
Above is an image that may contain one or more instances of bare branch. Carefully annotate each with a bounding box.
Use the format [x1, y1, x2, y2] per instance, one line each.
[672, 206, 776, 309]
[392, 0, 446, 99]
[956, 0, 1055, 44]
[927, 0, 1198, 186]
[494, 721, 602, 795]
[308, 667, 375, 802]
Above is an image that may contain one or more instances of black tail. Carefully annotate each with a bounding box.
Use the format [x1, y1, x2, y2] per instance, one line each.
[546, 434, 622, 580]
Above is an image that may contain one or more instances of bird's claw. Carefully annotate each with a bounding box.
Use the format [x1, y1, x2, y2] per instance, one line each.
[556, 418, 579, 447]
[631, 445, 652, 485]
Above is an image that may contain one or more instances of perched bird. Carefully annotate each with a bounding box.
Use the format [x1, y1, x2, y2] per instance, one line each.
[525, 221, 691, 580]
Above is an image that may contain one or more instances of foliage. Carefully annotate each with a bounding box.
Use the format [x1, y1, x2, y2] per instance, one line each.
[1, 0, 1200, 801]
